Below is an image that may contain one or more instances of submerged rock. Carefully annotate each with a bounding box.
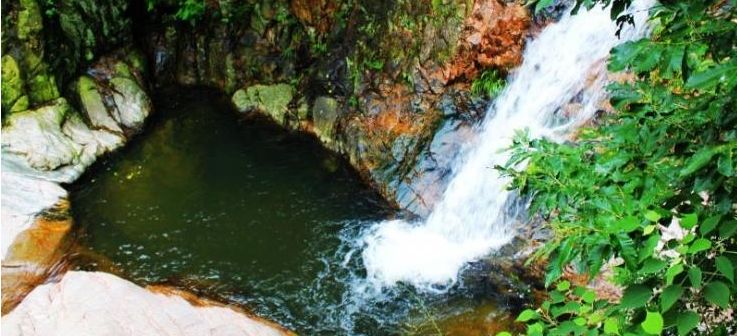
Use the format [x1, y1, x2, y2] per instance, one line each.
[2, 271, 293, 336]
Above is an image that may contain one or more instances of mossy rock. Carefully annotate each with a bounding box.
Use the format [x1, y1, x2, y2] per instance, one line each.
[76, 76, 122, 133]
[28, 74, 60, 104]
[232, 84, 294, 124]
[125, 49, 147, 75]
[17, 0, 43, 41]
[2, 55, 26, 113]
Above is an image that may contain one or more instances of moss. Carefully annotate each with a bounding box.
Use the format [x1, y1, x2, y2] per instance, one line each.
[17, 0, 43, 41]
[125, 49, 147, 75]
[224, 54, 237, 94]
[11, 96, 31, 113]
[76, 76, 105, 116]
[2, 55, 26, 113]
[232, 83, 294, 124]
[113, 61, 134, 79]
[28, 74, 60, 104]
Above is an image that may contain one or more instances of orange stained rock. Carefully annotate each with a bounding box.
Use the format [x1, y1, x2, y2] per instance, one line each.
[2, 200, 73, 315]
[444, 0, 530, 82]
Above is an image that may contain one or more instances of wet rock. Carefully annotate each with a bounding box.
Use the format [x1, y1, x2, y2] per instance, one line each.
[1, 48, 153, 314]
[109, 74, 152, 131]
[394, 90, 485, 215]
[2, 271, 294, 336]
[76, 76, 123, 133]
[1, 200, 71, 314]
[2, 99, 83, 171]
[232, 84, 295, 124]
[312, 96, 339, 144]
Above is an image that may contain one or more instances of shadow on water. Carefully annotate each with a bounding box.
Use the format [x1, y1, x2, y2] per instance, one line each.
[68, 87, 519, 335]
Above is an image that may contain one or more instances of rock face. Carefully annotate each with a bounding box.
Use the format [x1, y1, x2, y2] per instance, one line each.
[1, 48, 151, 313]
[2, 271, 293, 336]
[181, 0, 531, 213]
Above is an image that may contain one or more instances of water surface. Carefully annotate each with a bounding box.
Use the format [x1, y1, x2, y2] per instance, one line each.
[71, 88, 514, 335]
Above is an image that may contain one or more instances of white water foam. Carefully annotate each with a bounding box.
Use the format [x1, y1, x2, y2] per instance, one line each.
[359, 1, 653, 291]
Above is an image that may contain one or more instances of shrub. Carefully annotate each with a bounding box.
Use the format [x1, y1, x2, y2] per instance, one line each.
[500, 0, 737, 335]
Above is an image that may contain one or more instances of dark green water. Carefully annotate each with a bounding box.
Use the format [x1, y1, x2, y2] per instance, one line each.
[71, 88, 513, 335]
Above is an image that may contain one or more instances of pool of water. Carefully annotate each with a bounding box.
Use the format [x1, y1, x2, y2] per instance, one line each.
[70, 88, 515, 335]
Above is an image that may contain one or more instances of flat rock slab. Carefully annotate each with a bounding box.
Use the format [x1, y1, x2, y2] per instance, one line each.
[2, 271, 293, 336]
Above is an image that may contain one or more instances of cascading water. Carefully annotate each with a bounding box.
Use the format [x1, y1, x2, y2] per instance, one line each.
[359, 1, 653, 290]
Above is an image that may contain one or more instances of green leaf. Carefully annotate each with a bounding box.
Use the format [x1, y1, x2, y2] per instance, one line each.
[645, 210, 662, 222]
[640, 258, 667, 275]
[534, 0, 555, 13]
[617, 216, 640, 233]
[604, 317, 620, 335]
[619, 284, 651, 309]
[616, 233, 638, 268]
[685, 62, 737, 90]
[641, 311, 663, 335]
[704, 281, 730, 308]
[551, 301, 581, 318]
[700, 215, 722, 235]
[496, 333, 512, 336]
[639, 234, 660, 262]
[516, 309, 538, 322]
[717, 152, 734, 176]
[665, 263, 684, 286]
[680, 213, 697, 229]
[582, 290, 596, 304]
[556, 280, 571, 291]
[720, 220, 737, 238]
[660, 285, 683, 312]
[680, 147, 719, 177]
[528, 322, 544, 336]
[676, 311, 699, 336]
[609, 40, 646, 72]
[715, 256, 734, 283]
[688, 267, 702, 288]
[687, 238, 711, 254]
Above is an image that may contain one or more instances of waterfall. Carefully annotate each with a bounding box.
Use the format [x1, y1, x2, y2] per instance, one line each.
[359, 2, 653, 290]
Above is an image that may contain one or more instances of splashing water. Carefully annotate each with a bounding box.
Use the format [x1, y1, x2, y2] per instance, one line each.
[359, 2, 653, 291]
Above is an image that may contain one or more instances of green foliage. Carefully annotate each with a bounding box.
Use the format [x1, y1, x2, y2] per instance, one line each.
[174, 0, 206, 22]
[500, 281, 625, 336]
[501, 0, 737, 335]
[471, 69, 506, 98]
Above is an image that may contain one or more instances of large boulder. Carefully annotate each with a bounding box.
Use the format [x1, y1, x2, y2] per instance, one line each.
[2, 271, 294, 336]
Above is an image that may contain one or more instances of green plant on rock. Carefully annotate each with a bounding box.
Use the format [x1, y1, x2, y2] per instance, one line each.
[503, 281, 622, 336]
[499, 0, 737, 335]
[471, 69, 506, 98]
[174, 0, 205, 22]
[145, 0, 206, 23]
